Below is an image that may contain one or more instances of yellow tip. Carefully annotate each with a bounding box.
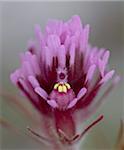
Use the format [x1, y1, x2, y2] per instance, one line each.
[54, 83, 59, 89]
[65, 83, 71, 89]
[58, 85, 63, 92]
[62, 85, 67, 93]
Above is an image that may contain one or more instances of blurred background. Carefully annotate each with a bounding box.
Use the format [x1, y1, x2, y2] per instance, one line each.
[0, 1, 124, 149]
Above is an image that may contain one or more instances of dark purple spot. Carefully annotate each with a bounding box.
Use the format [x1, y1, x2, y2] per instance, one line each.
[59, 73, 65, 79]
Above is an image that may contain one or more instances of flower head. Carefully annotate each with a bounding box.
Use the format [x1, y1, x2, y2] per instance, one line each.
[10, 15, 119, 148]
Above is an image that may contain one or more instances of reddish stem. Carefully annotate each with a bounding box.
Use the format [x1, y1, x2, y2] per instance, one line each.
[76, 115, 104, 142]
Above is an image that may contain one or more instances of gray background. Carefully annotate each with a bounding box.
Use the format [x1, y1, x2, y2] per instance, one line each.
[0, 1, 124, 149]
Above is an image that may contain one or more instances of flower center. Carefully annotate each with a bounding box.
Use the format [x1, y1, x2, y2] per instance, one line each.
[54, 82, 71, 93]
[50, 82, 75, 110]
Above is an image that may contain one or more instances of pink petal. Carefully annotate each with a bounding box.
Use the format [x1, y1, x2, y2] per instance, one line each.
[68, 88, 87, 109]
[35, 87, 48, 100]
[28, 76, 40, 88]
[98, 48, 105, 58]
[31, 55, 41, 75]
[45, 46, 53, 66]
[71, 15, 82, 30]
[58, 45, 66, 68]
[25, 52, 35, 66]
[83, 45, 91, 68]
[25, 51, 32, 59]
[18, 78, 29, 93]
[47, 100, 58, 108]
[64, 35, 70, 50]
[22, 52, 40, 76]
[27, 40, 35, 50]
[18, 78, 39, 103]
[85, 64, 96, 83]
[89, 47, 98, 64]
[82, 24, 90, 50]
[10, 70, 20, 85]
[77, 87, 87, 99]
[22, 61, 34, 77]
[67, 98, 78, 109]
[98, 51, 110, 77]
[100, 70, 115, 84]
[69, 42, 75, 66]
[35, 24, 42, 42]
[98, 58, 105, 77]
[35, 24, 45, 49]
[103, 50, 110, 66]
[45, 23, 51, 34]
[47, 35, 60, 52]
[46, 19, 63, 35]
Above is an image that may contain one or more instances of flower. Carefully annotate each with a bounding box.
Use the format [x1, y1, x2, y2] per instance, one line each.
[10, 15, 119, 149]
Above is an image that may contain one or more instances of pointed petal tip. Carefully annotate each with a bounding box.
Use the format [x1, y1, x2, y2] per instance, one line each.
[34, 24, 41, 32]
[71, 15, 82, 25]
[67, 87, 87, 109]
[47, 100, 58, 108]
[34, 24, 42, 40]
[100, 70, 115, 84]
[72, 15, 81, 19]
[103, 50, 110, 65]
[10, 70, 20, 85]
[67, 98, 78, 109]
[84, 24, 90, 33]
[98, 58, 105, 77]
[77, 87, 87, 99]
[85, 24, 90, 29]
[27, 40, 35, 49]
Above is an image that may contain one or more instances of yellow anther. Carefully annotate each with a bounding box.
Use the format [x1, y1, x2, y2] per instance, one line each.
[58, 85, 63, 92]
[54, 83, 59, 89]
[54, 82, 71, 93]
[62, 85, 67, 93]
[65, 83, 71, 89]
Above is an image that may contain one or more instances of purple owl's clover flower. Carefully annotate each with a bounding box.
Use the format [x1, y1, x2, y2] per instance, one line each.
[10, 15, 119, 150]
